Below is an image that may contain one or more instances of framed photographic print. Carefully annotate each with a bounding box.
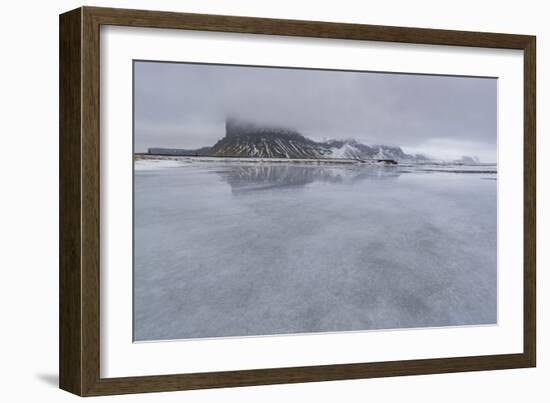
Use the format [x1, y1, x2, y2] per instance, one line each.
[59, 6, 536, 396]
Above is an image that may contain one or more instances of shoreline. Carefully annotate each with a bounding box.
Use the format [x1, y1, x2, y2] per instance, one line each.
[134, 154, 395, 165]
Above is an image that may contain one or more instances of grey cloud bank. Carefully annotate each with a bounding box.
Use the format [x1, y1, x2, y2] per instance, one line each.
[134, 61, 497, 162]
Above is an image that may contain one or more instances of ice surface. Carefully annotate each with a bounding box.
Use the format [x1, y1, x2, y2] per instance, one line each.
[133, 161, 497, 341]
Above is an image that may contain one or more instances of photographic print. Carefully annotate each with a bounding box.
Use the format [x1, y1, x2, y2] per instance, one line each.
[133, 61, 497, 342]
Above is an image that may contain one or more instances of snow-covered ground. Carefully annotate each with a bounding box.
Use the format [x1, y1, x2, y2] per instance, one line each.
[133, 161, 497, 341]
[134, 159, 188, 171]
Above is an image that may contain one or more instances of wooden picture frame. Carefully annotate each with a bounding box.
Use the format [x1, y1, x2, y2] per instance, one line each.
[59, 6, 536, 396]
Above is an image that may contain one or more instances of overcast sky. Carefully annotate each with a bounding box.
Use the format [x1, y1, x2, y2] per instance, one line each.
[134, 61, 497, 162]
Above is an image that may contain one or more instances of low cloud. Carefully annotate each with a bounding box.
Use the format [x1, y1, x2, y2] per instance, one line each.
[134, 61, 497, 162]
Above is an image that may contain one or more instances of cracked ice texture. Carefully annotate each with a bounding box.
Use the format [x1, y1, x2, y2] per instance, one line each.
[133, 163, 497, 341]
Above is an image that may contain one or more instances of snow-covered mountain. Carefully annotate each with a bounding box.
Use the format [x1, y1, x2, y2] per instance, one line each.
[323, 139, 428, 162]
[148, 117, 430, 162]
[452, 156, 481, 164]
[209, 118, 332, 159]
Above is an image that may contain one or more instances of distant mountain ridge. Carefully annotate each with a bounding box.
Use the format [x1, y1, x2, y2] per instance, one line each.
[148, 117, 430, 162]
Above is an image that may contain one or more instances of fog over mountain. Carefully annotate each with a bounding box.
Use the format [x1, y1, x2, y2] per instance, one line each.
[148, 117, 429, 162]
[134, 61, 497, 162]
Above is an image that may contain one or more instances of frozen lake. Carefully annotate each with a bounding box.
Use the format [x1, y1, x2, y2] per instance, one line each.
[133, 160, 497, 341]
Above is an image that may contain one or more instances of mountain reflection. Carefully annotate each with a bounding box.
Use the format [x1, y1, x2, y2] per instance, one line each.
[216, 163, 401, 194]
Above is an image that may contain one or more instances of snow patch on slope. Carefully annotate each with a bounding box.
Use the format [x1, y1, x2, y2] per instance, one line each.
[329, 143, 362, 159]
